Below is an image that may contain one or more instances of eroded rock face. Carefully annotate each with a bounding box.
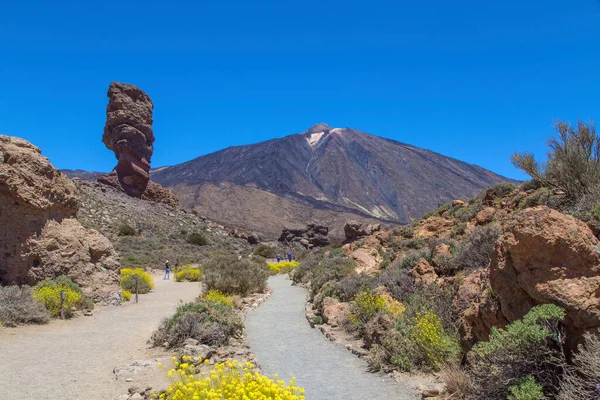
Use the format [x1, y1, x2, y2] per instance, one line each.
[322, 297, 349, 328]
[23, 219, 121, 303]
[409, 258, 439, 286]
[102, 82, 154, 198]
[343, 220, 381, 241]
[98, 171, 179, 208]
[0, 135, 78, 284]
[490, 206, 600, 338]
[0, 135, 121, 303]
[278, 223, 330, 248]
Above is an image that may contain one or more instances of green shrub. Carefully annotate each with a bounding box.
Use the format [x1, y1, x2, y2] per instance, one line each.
[507, 376, 544, 400]
[202, 255, 267, 296]
[403, 238, 426, 250]
[348, 291, 387, 327]
[122, 289, 132, 302]
[410, 311, 459, 370]
[591, 202, 600, 221]
[339, 273, 376, 302]
[292, 251, 356, 297]
[254, 244, 276, 258]
[186, 232, 208, 246]
[468, 304, 566, 399]
[203, 290, 235, 308]
[313, 280, 341, 311]
[175, 268, 201, 282]
[150, 299, 243, 348]
[312, 316, 324, 325]
[0, 286, 50, 326]
[118, 223, 136, 236]
[377, 264, 415, 302]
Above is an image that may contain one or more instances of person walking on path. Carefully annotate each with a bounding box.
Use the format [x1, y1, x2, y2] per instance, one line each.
[276, 253, 281, 263]
[287, 253, 292, 262]
[164, 260, 171, 280]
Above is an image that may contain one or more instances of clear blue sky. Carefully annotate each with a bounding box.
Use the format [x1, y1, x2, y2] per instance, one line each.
[1, 1, 599, 180]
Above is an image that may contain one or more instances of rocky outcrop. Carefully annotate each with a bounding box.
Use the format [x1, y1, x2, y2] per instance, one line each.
[409, 258, 439, 286]
[414, 216, 455, 238]
[0, 135, 78, 284]
[490, 206, 600, 340]
[229, 227, 261, 244]
[98, 171, 179, 208]
[278, 223, 330, 248]
[22, 219, 121, 304]
[0, 135, 121, 303]
[322, 297, 349, 328]
[455, 270, 507, 348]
[102, 82, 154, 198]
[343, 220, 381, 241]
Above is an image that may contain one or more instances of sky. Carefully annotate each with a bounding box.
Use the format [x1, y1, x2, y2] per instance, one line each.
[1, 1, 599, 180]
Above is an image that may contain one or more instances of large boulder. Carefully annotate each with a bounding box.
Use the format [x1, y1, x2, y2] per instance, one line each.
[102, 82, 154, 198]
[0, 135, 78, 284]
[490, 206, 600, 339]
[0, 135, 121, 303]
[279, 223, 330, 248]
[22, 219, 121, 304]
[322, 297, 349, 328]
[343, 220, 381, 241]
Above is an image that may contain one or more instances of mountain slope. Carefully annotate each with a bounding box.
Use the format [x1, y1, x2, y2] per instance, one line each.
[151, 124, 515, 238]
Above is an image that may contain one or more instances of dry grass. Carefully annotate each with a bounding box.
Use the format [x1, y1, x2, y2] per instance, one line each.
[441, 363, 472, 399]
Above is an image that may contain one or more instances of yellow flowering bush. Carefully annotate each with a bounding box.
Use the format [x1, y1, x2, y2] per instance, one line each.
[203, 290, 234, 308]
[33, 287, 80, 317]
[122, 289, 132, 302]
[380, 292, 405, 320]
[267, 261, 299, 274]
[120, 268, 155, 294]
[153, 358, 305, 400]
[349, 291, 387, 326]
[175, 269, 201, 282]
[411, 311, 459, 370]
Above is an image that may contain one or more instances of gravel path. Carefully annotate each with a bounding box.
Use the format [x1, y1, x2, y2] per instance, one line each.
[0, 274, 200, 400]
[246, 275, 417, 400]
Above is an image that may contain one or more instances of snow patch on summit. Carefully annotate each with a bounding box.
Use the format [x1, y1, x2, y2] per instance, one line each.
[307, 131, 325, 147]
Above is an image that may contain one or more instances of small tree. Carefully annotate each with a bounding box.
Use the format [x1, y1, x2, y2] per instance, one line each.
[511, 121, 600, 201]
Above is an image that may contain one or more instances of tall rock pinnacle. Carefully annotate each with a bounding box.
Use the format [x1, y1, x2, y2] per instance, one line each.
[102, 82, 155, 197]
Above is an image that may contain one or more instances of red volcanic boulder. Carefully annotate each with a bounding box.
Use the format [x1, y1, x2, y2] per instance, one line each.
[490, 206, 600, 339]
[102, 82, 154, 198]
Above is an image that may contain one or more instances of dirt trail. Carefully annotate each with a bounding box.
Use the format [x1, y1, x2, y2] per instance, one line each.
[0, 273, 200, 400]
[246, 275, 418, 400]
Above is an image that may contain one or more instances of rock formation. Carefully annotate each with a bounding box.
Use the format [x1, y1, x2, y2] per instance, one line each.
[343, 220, 381, 241]
[102, 82, 154, 198]
[489, 206, 600, 342]
[278, 223, 330, 248]
[98, 171, 179, 208]
[0, 135, 121, 303]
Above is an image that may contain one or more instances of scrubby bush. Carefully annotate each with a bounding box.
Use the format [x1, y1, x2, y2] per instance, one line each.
[202, 255, 267, 296]
[512, 120, 600, 202]
[155, 359, 304, 400]
[467, 304, 566, 399]
[175, 268, 201, 282]
[118, 223, 136, 236]
[267, 261, 299, 274]
[453, 201, 483, 222]
[151, 299, 243, 348]
[453, 225, 502, 273]
[0, 286, 50, 326]
[491, 182, 517, 197]
[558, 331, 600, 400]
[312, 280, 341, 311]
[292, 252, 356, 297]
[186, 232, 208, 246]
[339, 273, 376, 302]
[120, 268, 155, 294]
[203, 290, 235, 308]
[122, 289, 132, 302]
[376, 264, 415, 302]
[254, 244, 277, 258]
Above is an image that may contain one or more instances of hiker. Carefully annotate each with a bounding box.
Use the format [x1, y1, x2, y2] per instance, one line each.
[287, 253, 292, 262]
[164, 260, 171, 280]
[276, 253, 281, 263]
